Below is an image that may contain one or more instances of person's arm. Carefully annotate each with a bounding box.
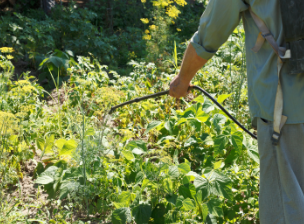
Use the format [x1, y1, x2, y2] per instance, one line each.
[169, 0, 248, 99]
[169, 43, 207, 98]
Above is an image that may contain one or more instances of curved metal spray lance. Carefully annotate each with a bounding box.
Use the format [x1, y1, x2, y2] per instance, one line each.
[109, 85, 257, 140]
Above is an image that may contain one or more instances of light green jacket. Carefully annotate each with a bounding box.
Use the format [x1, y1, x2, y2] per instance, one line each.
[191, 0, 304, 127]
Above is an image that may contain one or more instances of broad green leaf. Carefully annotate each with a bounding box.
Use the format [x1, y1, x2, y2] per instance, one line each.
[166, 194, 178, 205]
[208, 170, 233, 201]
[231, 131, 243, 151]
[247, 145, 260, 164]
[201, 203, 209, 222]
[184, 137, 197, 147]
[151, 203, 166, 224]
[206, 213, 217, 224]
[35, 176, 54, 185]
[114, 191, 132, 209]
[203, 99, 215, 113]
[59, 139, 77, 156]
[196, 190, 203, 204]
[213, 160, 223, 170]
[36, 138, 45, 151]
[182, 198, 196, 211]
[168, 165, 179, 178]
[45, 134, 55, 154]
[213, 135, 228, 153]
[112, 207, 131, 224]
[85, 128, 95, 136]
[132, 148, 145, 155]
[176, 196, 184, 208]
[193, 176, 210, 201]
[207, 198, 223, 217]
[125, 140, 147, 151]
[213, 114, 227, 133]
[135, 171, 145, 185]
[122, 150, 135, 162]
[217, 93, 232, 104]
[164, 120, 174, 135]
[55, 139, 66, 150]
[59, 180, 80, 199]
[132, 203, 152, 224]
[179, 183, 196, 199]
[193, 95, 205, 104]
[163, 178, 173, 194]
[144, 121, 163, 135]
[141, 179, 150, 190]
[186, 171, 201, 182]
[178, 163, 191, 174]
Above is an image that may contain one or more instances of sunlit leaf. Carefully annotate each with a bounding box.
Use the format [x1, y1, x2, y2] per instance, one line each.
[122, 150, 135, 162]
[59, 139, 77, 156]
[144, 121, 163, 135]
[217, 93, 232, 104]
[112, 207, 131, 224]
[182, 198, 196, 211]
[207, 198, 223, 217]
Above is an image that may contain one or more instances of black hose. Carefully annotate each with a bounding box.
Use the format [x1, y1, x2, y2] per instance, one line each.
[109, 85, 257, 140]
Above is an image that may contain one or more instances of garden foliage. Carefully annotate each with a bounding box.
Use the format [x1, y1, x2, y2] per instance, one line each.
[0, 0, 259, 223]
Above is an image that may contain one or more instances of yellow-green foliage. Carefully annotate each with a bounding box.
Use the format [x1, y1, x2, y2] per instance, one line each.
[0, 111, 19, 135]
[93, 87, 125, 118]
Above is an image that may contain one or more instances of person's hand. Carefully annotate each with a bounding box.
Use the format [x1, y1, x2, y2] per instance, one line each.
[169, 75, 191, 98]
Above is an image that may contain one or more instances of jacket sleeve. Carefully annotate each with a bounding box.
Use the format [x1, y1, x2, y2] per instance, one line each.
[191, 0, 248, 60]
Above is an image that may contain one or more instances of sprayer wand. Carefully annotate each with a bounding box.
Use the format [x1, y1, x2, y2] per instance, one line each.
[109, 85, 257, 140]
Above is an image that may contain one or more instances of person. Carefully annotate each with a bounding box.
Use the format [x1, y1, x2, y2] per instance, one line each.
[169, 0, 304, 223]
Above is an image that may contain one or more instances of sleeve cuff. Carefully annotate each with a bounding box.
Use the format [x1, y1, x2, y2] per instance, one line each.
[190, 31, 217, 60]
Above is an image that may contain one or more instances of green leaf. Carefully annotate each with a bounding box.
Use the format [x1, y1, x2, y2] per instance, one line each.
[217, 93, 232, 104]
[114, 191, 132, 209]
[36, 138, 45, 151]
[213, 114, 227, 133]
[45, 134, 55, 154]
[208, 170, 233, 201]
[125, 140, 147, 151]
[231, 131, 243, 151]
[168, 165, 179, 178]
[203, 99, 215, 113]
[206, 213, 217, 224]
[135, 171, 145, 185]
[112, 207, 131, 224]
[184, 136, 198, 147]
[132, 148, 145, 155]
[58, 139, 77, 156]
[178, 163, 191, 174]
[179, 183, 196, 199]
[35, 176, 54, 185]
[213, 135, 228, 153]
[247, 145, 260, 164]
[85, 127, 95, 136]
[163, 178, 173, 194]
[59, 180, 80, 199]
[207, 198, 223, 217]
[144, 121, 162, 135]
[122, 150, 135, 162]
[193, 95, 205, 104]
[176, 196, 184, 207]
[193, 176, 210, 201]
[151, 203, 166, 224]
[182, 198, 196, 211]
[132, 203, 152, 224]
[213, 160, 223, 170]
[186, 171, 201, 182]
